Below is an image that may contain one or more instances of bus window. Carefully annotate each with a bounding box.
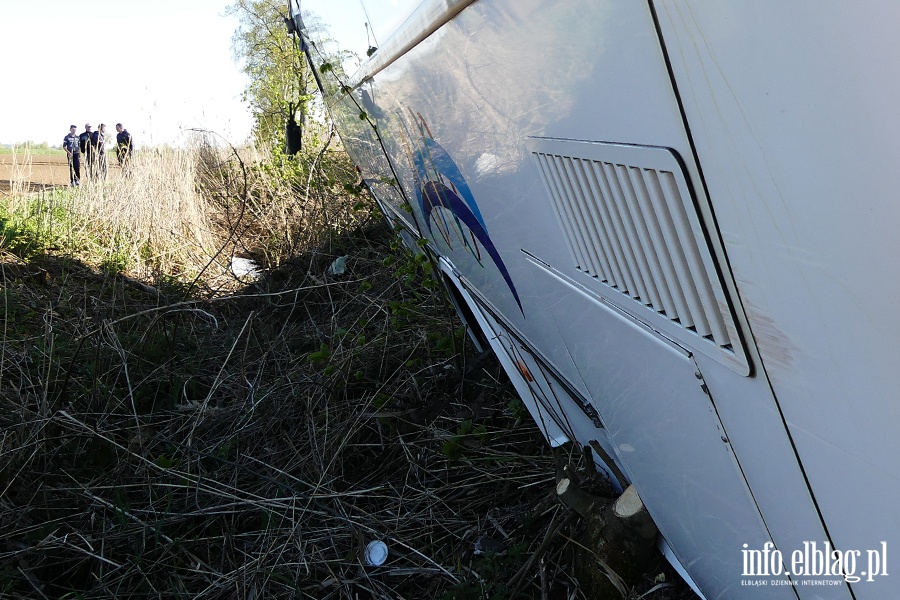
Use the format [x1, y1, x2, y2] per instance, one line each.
[302, 0, 371, 81]
[358, 0, 421, 49]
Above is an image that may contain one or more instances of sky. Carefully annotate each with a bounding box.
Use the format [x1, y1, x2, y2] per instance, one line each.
[0, 0, 254, 148]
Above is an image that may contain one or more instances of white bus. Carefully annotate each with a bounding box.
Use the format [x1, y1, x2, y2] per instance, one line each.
[289, 2, 900, 598]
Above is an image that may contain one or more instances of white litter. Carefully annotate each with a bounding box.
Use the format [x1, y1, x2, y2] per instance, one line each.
[365, 540, 388, 566]
[231, 257, 260, 279]
[326, 256, 348, 276]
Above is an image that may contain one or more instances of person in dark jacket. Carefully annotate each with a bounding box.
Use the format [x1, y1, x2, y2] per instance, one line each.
[91, 123, 108, 180]
[115, 123, 133, 171]
[63, 125, 81, 186]
[79, 123, 94, 179]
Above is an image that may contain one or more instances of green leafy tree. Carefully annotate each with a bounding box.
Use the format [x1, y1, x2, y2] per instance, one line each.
[228, 0, 314, 152]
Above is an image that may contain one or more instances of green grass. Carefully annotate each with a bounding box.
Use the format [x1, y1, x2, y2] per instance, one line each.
[0, 143, 65, 156]
[0, 188, 79, 258]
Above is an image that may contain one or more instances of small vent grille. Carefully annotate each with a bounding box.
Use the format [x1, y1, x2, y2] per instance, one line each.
[530, 142, 739, 354]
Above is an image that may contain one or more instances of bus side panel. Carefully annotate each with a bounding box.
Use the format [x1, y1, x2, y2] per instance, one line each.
[656, 4, 900, 598]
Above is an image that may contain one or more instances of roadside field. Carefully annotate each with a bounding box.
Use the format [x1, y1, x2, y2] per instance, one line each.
[0, 152, 120, 194]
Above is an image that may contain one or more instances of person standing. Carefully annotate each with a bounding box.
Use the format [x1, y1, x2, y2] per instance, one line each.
[115, 123, 133, 171]
[79, 123, 94, 180]
[63, 124, 81, 186]
[91, 123, 108, 180]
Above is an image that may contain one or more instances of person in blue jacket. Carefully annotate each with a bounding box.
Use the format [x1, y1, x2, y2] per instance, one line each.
[63, 124, 81, 186]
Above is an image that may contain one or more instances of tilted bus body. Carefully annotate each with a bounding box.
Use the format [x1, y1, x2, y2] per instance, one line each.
[289, 2, 900, 598]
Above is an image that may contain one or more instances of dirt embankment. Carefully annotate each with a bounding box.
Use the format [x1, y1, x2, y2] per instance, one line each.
[0, 153, 120, 194]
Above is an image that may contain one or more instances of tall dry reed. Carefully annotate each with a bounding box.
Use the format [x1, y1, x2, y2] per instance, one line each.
[186, 129, 375, 289]
[69, 144, 218, 280]
[3, 127, 370, 293]
[5, 146, 33, 208]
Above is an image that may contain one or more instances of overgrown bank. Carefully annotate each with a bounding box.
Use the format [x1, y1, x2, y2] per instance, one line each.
[3, 223, 577, 599]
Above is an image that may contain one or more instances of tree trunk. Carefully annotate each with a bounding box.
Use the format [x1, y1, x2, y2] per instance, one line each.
[561, 480, 661, 597]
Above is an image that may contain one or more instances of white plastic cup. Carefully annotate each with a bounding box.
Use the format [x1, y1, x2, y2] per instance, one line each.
[365, 540, 388, 566]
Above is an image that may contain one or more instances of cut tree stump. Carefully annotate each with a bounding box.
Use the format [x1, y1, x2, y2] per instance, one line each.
[559, 478, 661, 597]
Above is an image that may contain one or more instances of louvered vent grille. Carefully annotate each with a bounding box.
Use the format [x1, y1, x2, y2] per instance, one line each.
[531, 147, 737, 352]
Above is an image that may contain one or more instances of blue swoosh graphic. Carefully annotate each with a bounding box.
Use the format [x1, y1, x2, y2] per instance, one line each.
[402, 118, 523, 314]
[420, 179, 523, 313]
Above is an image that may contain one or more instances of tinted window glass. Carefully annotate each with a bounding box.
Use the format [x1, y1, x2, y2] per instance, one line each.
[358, 0, 421, 47]
[301, 0, 371, 80]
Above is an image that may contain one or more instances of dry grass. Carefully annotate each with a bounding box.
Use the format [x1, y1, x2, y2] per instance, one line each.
[70, 146, 217, 280]
[0, 224, 599, 599]
[4, 146, 34, 204]
[1, 130, 370, 291]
